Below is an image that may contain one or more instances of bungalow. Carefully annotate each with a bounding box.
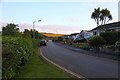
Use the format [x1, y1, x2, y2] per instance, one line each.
[79, 30, 93, 39]
[70, 33, 80, 40]
[91, 21, 120, 36]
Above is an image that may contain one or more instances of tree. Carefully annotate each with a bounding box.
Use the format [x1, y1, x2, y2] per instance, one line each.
[57, 37, 63, 41]
[89, 36, 106, 51]
[91, 8, 112, 26]
[23, 29, 31, 38]
[23, 29, 44, 39]
[2, 23, 20, 36]
[91, 8, 101, 26]
[100, 8, 112, 25]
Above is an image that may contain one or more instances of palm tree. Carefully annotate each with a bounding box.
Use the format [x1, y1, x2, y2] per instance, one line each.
[107, 14, 112, 24]
[100, 8, 112, 24]
[91, 8, 112, 26]
[100, 14, 104, 25]
[91, 8, 101, 26]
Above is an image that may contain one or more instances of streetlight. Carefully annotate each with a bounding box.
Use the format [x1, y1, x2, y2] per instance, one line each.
[33, 20, 41, 38]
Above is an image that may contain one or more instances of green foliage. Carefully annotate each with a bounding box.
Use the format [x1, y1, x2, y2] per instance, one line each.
[23, 29, 31, 38]
[2, 36, 33, 79]
[52, 37, 58, 42]
[72, 43, 90, 49]
[89, 36, 106, 47]
[2, 23, 45, 79]
[100, 31, 120, 45]
[116, 40, 120, 47]
[2, 23, 20, 36]
[23, 29, 44, 39]
[57, 37, 63, 41]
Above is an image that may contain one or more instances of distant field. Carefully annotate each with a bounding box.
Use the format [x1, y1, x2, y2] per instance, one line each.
[42, 33, 65, 37]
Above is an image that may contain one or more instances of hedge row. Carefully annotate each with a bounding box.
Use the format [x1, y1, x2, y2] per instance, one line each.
[2, 36, 33, 79]
[100, 31, 120, 45]
[89, 36, 106, 47]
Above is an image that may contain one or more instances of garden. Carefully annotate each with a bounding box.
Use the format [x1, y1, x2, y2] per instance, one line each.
[55, 31, 120, 56]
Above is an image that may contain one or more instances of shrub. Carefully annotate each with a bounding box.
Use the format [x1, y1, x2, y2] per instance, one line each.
[116, 40, 120, 47]
[2, 36, 33, 79]
[2, 23, 21, 37]
[89, 36, 106, 48]
[57, 37, 63, 42]
[100, 31, 120, 45]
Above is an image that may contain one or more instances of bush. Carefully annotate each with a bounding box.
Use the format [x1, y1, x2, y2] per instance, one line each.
[2, 36, 33, 79]
[100, 31, 120, 45]
[89, 36, 106, 48]
[116, 40, 120, 47]
[57, 37, 63, 42]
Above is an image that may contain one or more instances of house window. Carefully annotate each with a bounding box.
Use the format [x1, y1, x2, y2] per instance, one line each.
[93, 32, 97, 35]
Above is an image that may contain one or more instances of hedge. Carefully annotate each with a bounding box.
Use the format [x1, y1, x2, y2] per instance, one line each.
[89, 36, 106, 47]
[2, 36, 33, 79]
[100, 31, 120, 45]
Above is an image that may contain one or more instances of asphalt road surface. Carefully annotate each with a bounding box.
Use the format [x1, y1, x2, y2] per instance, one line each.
[40, 41, 119, 79]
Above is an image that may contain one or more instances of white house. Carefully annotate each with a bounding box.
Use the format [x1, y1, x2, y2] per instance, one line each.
[91, 21, 120, 36]
[79, 30, 93, 39]
[70, 33, 80, 40]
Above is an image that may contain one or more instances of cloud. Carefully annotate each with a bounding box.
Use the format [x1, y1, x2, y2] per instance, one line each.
[19, 24, 82, 34]
[0, 21, 83, 34]
[67, 17, 80, 23]
[35, 24, 82, 34]
[18, 23, 32, 31]
[0, 21, 8, 31]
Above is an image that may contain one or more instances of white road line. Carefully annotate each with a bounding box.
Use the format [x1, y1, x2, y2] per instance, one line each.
[39, 48, 87, 80]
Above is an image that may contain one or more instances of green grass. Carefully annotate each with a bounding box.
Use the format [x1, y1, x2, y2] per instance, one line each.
[17, 47, 71, 78]
[72, 43, 89, 48]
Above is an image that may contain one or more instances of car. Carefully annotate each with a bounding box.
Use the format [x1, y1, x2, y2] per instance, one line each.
[40, 40, 47, 46]
[73, 38, 86, 43]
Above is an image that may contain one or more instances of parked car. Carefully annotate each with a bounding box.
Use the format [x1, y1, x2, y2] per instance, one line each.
[40, 40, 47, 46]
[74, 38, 86, 43]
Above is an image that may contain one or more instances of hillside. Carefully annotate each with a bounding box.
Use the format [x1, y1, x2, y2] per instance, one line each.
[42, 33, 65, 37]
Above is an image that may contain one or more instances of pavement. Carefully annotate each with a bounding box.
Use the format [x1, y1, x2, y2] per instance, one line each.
[40, 41, 119, 79]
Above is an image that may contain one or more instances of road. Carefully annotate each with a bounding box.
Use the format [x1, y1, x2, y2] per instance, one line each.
[40, 41, 119, 78]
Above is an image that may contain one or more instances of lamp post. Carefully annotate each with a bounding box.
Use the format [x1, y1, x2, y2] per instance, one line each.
[33, 20, 41, 39]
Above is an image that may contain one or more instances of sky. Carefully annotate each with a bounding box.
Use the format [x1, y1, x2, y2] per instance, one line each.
[118, 1, 120, 21]
[0, 0, 119, 34]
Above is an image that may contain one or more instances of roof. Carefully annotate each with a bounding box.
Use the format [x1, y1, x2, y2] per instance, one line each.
[80, 30, 91, 34]
[70, 33, 79, 36]
[91, 21, 120, 31]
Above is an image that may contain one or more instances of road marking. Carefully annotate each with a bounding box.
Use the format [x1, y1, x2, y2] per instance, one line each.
[39, 48, 87, 79]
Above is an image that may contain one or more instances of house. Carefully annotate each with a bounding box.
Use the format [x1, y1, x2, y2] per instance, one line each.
[79, 30, 93, 39]
[70, 33, 80, 40]
[91, 21, 120, 36]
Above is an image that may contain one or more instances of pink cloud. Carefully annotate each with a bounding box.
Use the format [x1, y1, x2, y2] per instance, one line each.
[0, 21, 82, 34]
[35, 24, 81, 34]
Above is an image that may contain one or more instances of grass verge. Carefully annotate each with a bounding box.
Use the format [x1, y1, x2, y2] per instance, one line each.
[17, 40, 71, 78]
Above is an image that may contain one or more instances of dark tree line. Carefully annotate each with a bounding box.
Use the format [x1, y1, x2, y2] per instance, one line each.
[2, 23, 45, 39]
